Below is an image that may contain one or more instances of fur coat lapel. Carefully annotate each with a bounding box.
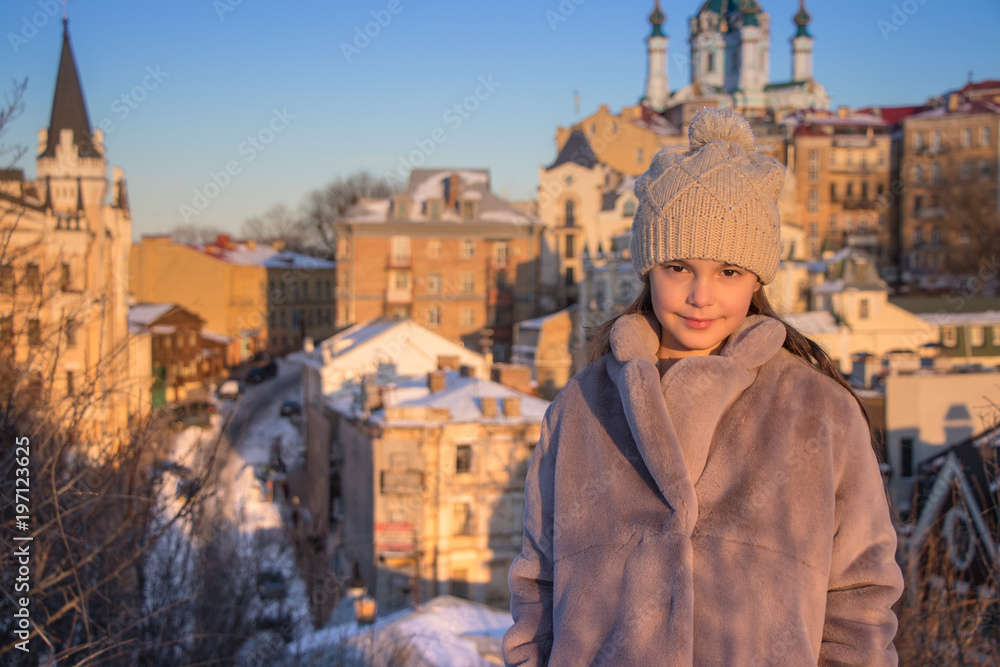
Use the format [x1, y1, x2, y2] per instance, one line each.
[597, 312, 787, 665]
[606, 312, 787, 526]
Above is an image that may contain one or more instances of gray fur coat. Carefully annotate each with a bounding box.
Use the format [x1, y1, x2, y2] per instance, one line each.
[503, 313, 903, 666]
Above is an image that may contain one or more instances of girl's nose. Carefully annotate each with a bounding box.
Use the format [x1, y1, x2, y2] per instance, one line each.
[687, 278, 714, 308]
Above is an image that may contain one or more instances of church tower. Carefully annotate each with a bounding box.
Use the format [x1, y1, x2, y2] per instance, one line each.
[36, 18, 109, 219]
[736, 0, 769, 94]
[643, 1, 670, 111]
[791, 0, 814, 81]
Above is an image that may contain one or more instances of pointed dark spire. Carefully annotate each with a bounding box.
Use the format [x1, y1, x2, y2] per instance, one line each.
[41, 19, 98, 159]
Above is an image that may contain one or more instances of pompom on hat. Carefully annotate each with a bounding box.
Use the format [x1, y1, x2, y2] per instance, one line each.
[629, 107, 785, 284]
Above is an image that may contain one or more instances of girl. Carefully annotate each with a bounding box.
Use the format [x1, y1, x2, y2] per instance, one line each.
[503, 108, 903, 666]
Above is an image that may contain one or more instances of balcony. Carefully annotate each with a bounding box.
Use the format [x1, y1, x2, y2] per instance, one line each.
[840, 198, 880, 210]
[387, 254, 411, 269]
[386, 287, 412, 304]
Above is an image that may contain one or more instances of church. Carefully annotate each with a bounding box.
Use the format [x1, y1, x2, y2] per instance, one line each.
[538, 1, 827, 307]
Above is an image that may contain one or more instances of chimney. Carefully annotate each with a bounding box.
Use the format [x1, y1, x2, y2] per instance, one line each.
[216, 234, 231, 248]
[490, 363, 533, 395]
[480, 396, 498, 417]
[837, 105, 851, 118]
[947, 93, 960, 111]
[361, 375, 382, 412]
[438, 355, 460, 370]
[428, 370, 446, 393]
[446, 174, 459, 210]
[503, 396, 521, 418]
[246, 239, 257, 250]
[459, 364, 476, 378]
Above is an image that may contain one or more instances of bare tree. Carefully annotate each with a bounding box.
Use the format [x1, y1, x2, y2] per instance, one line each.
[241, 203, 306, 248]
[299, 171, 396, 257]
[168, 223, 230, 246]
[0, 77, 27, 168]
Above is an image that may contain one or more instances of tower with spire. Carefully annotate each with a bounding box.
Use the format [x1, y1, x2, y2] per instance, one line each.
[0, 16, 142, 443]
[643, 1, 670, 112]
[791, 0, 814, 82]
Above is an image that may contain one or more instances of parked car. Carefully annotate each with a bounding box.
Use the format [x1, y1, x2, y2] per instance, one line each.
[218, 379, 243, 400]
[247, 360, 278, 384]
[280, 400, 302, 417]
[169, 401, 216, 431]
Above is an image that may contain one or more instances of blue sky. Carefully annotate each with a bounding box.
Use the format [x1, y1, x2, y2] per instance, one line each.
[2, 0, 998, 239]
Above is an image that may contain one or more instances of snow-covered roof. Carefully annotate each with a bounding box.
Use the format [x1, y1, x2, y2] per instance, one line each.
[517, 307, 571, 331]
[262, 252, 336, 270]
[782, 311, 839, 335]
[128, 303, 175, 326]
[200, 328, 232, 345]
[908, 99, 1000, 120]
[343, 169, 540, 228]
[919, 311, 1000, 327]
[195, 242, 280, 266]
[317, 317, 405, 359]
[368, 371, 549, 425]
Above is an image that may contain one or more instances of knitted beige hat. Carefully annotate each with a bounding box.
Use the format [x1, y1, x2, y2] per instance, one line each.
[629, 107, 785, 284]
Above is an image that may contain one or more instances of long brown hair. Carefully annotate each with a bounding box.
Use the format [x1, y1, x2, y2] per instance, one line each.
[587, 279, 881, 455]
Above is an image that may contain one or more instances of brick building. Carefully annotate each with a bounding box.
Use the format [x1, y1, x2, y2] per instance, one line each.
[333, 169, 546, 362]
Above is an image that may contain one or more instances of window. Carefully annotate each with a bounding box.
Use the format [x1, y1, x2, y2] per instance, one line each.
[0, 265, 12, 294]
[829, 213, 838, 234]
[707, 51, 715, 73]
[453, 502, 474, 536]
[858, 298, 869, 319]
[960, 227, 971, 244]
[493, 241, 508, 268]
[460, 238, 476, 258]
[970, 326, 985, 347]
[303, 280, 309, 299]
[981, 126, 991, 146]
[397, 200, 408, 219]
[809, 221, 819, 238]
[932, 130, 942, 151]
[565, 175, 573, 185]
[456, 445, 472, 474]
[565, 266, 575, 286]
[391, 236, 410, 264]
[913, 226, 923, 244]
[462, 272, 475, 294]
[942, 326, 957, 347]
[60, 262, 70, 291]
[28, 319, 41, 346]
[26, 264, 40, 295]
[844, 213, 854, 231]
[846, 182, 854, 197]
[426, 240, 442, 259]
[931, 227, 941, 245]
[623, 199, 636, 217]
[394, 271, 409, 290]
[65, 318, 76, 346]
[829, 183, 836, 200]
[981, 160, 991, 179]
[0, 316, 12, 344]
[962, 128, 972, 147]
[65, 370, 74, 396]
[461, 307, 475, 327]
[861, 182, 869, 200]
[901, 438, 913, 478]
[879, 151, 885, 166]
[462, 201, 475, 220]
[914, 131, 924, 150]
[913, 195, 923, 215]
[914, 164, 923, 182]
[565, 234, 575, 259]
[564, 199, 576, 226]
[931, 163, 941, 184]
[279, 309, 286, 327]
[808, 149, 819, 183]
[992, 325, 1000, 346]
[428, 306, 441, 327]
[808, 189, 818, 213]
[428, 273, 442, 293]
[429, 200, 440, 219]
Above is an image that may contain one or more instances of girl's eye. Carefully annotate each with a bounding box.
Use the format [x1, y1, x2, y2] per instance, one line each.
[666, 265, 686, 273]
[722, 269, 741, 277]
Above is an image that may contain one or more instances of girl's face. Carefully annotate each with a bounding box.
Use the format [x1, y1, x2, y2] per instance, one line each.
[648, 258, 760, 359]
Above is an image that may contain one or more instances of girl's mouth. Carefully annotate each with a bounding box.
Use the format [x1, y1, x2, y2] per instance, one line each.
[681, 316, 715, 330]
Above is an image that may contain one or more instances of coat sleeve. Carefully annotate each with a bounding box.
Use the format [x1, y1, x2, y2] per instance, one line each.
[819, 399, 905, 666]
[503, 411, 557, 667]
